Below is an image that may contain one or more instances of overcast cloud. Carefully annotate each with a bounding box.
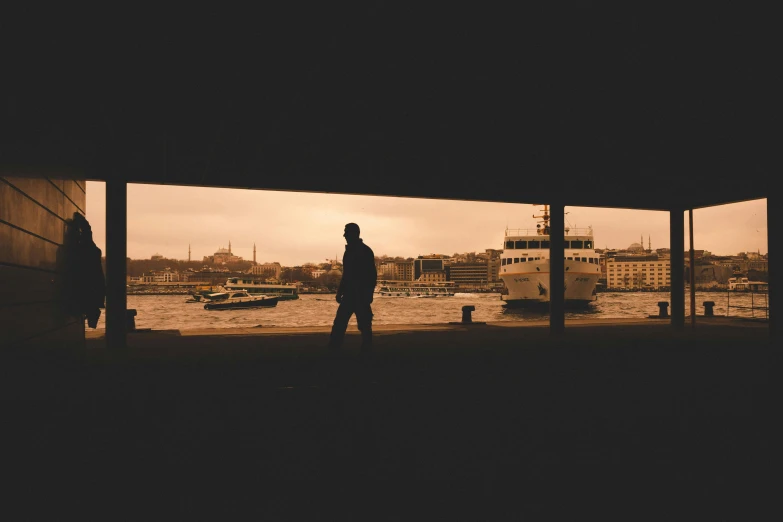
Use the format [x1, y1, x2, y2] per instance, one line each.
[85, 182, 768, 265]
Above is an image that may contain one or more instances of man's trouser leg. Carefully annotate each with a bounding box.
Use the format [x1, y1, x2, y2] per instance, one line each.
[356, 304, 374, 352]
[329, 302, 352, 349]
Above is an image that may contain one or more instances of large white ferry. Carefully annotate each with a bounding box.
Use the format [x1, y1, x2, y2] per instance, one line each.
[500, 205, 600, 308]
[374, 280, 456, 297]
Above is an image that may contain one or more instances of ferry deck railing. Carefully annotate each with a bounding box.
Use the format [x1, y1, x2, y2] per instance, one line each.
[504, 227, 594, 237]
[726, 289, 769, 320]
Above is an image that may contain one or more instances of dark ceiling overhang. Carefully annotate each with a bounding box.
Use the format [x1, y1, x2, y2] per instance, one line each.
[2, 4, 776, 211]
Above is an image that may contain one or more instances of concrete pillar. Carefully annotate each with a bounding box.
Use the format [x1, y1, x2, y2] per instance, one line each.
[106, 179, 127, 348]
[768, 196, 778, 340]
[549, 202, 565, 334]
[689, 209, 696, 327]
[670, 207, 685, 329]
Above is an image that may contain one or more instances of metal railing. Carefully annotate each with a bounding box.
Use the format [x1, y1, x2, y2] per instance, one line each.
[504, 227, 594, 237]
[726, 289, 769, 320]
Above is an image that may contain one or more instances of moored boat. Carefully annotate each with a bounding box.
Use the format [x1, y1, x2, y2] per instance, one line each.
[204, 291, 279, 310]
[500, 204, 600, 308]
[727, 273, 768, 292]
[374, 280, 456, 297]
[223, 278, 300, 300]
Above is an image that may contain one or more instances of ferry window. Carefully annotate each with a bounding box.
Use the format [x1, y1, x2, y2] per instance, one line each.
[528, 240, 540, 248]
[501, 259, 506, 266]
[581, 257, 587, 262]
[584, 240, 593, 249]
[571, 240, 583, 249]
[514, 258, 519, 263]
[535, 257, 541, 260]
[567, 257, 573, 260]
[541, 241, 550, 248]
[505, 241, 514, 249]
[515, 240, 527, 249]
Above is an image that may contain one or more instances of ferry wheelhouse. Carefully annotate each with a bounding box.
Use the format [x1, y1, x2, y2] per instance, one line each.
[223, 278, 300, 300]
[500, 205, 600, 308]
[374, 280, 456, 297]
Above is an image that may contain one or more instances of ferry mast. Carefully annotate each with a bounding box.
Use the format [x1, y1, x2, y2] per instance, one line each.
[532, 204, 550, 235]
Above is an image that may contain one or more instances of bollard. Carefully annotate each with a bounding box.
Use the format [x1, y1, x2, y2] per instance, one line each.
[449, 305, 485, 326]
[126, 309, 137, 331]
[656, 301, 669, 318]
[703, 301, 715, 317]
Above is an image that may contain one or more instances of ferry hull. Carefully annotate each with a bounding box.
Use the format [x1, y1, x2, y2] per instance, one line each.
[204, 296, 279, 310]
[500, 261, 599, 308]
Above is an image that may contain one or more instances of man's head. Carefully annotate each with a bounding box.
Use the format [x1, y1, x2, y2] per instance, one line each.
[343, 223, 361, 244]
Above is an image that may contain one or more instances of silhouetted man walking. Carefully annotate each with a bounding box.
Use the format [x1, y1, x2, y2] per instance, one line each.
[328, 223, 377, 352]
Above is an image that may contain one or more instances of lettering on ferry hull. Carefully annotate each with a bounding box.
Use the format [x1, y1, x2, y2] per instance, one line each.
[513, 277, 530, 283]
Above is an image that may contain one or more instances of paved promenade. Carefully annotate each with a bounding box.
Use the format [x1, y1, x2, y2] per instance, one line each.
[5, 318, 778, 521]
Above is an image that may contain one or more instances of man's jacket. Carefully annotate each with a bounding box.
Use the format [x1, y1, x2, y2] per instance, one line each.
[338, 239, 377, 304]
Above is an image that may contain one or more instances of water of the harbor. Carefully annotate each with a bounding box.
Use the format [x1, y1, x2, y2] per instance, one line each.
[92, 291, 769, 331]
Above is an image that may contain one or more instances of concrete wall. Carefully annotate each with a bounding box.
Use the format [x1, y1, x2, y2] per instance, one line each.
[0, 172, 87, 348]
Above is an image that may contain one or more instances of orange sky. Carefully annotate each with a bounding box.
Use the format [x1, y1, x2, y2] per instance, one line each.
[85, 182, 768, 265]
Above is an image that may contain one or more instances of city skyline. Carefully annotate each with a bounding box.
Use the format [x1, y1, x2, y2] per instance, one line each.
[84, 182, 768, 265]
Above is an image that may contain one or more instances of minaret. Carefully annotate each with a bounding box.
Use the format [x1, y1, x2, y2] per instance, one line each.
[253, 243, 256, 264]
[188, 244, 191, 262]
[228, 240, 231, 255]
[648, 235, 651, 253]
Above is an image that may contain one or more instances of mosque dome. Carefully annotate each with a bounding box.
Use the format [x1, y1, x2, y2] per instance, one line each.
[628, 242, 644, 252]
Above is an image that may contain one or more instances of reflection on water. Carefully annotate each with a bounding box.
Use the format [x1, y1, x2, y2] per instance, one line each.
[92, 291, 769, 330]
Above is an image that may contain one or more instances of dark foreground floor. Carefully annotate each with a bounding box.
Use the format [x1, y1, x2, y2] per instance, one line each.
[3, 321, 780, 521]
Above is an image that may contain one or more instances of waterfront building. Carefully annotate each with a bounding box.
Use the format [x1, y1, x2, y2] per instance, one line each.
[250, 262, 282, 279]
[748, 257, 769, 273]
[380, 260, 414, 281]
[414, 255, 452, 280]
[606, 255, 671, 290]
[484, 249, 503, 282]
[418, 271, 447, 283]
[142, 269, 181, 283]
[447, 262, 491, 289]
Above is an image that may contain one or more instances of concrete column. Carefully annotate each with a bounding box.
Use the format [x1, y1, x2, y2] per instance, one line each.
[549, 202, 565, 334]
[768, 195, 778, 340]
[689, 209, 696, 327]
[670, 207, 685, 329]
[106, 179, 127, 348]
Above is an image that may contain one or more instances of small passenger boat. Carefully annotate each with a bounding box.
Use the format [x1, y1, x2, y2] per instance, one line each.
[203, 291, 279, 310]
[222, 278, 300, 300]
